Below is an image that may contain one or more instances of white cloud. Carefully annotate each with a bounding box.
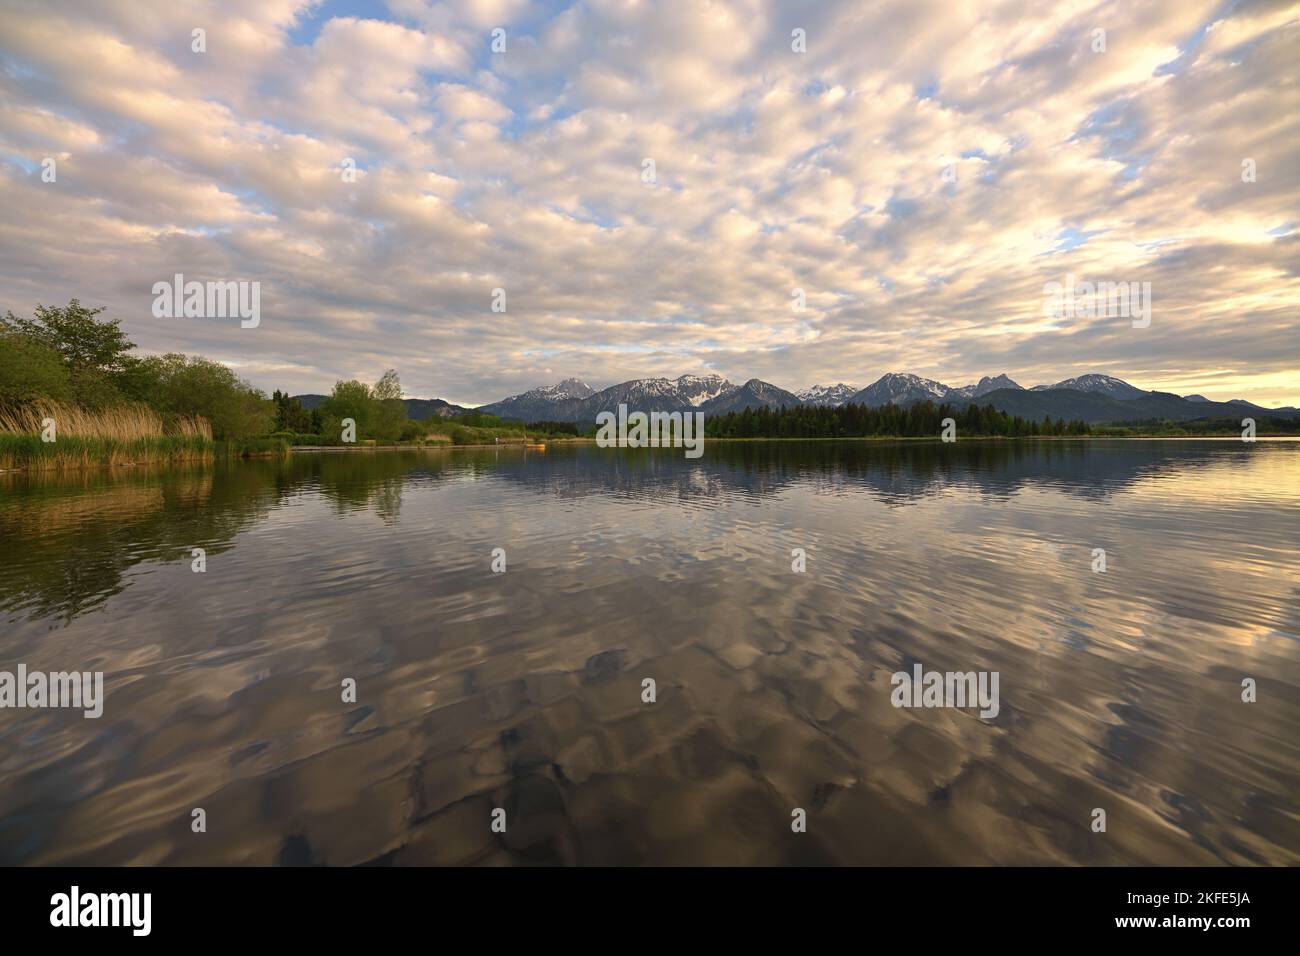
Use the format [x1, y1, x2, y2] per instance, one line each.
[0, 0, 1296, 406]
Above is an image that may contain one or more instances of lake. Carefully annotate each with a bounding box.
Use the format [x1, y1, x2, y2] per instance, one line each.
[1, 440, 1297, 865]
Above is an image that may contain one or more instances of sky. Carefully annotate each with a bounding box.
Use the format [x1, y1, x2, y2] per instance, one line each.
[1, 0, 1297, 407]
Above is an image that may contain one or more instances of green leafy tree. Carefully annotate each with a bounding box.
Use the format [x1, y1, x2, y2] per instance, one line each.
[454, 410, 508, 428]
[2, 300, 135, 407]
[372, 402, 407, 441]
[272, 390, 313, 432]
[316, 371, 413, 441]
[0, 332, 73, 405]
[371, 369, 406, 441]
[319, 379, 379, 440]
[120, 353, 273, 439]
[1, 299, 133, 373]
[373, 369, 402, 401]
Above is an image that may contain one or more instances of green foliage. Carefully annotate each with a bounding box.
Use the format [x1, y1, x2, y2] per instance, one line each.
[67, 367, 125, 410]
[703, 402, 1091, 438]
[373, 368, 402, 401]
[451, 410, 508, 428]
[217, 437, 290, 458]
[270, 431, 332, 445]
[0, 332, 73, 405]
[526, 420, 580, 436]
[370, 370, 408, 440]
[1100, 415, 1300, 436]
[443, 423, 528, 445]
[2, 300, 134, 408]
[0, 299, 455, 454]
[316, 372, 418, 442]
[0, 433, 213, 471]
[318, 379, 375, 440]
[373, 399, 407, 442]
[1, 299, 134, 375]
[272, 390, 313, 432]
[118, 353, 274, 440]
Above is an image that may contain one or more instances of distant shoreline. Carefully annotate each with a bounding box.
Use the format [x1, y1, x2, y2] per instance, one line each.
[284, 434, 1300, 453]
[4, 434, 1294, 474]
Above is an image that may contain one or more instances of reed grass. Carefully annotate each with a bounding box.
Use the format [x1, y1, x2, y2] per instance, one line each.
[217, 437, 290, 458]
[0, 401, 214, 471]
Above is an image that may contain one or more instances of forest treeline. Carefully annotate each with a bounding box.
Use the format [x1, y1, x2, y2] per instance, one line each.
[703, 401, 1091, 438]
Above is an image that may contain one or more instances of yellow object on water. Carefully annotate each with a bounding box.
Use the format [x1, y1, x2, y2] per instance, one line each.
[525, 443, 546, 450]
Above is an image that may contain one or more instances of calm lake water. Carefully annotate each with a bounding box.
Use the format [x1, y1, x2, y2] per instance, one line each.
[1, 440, 1297, 866]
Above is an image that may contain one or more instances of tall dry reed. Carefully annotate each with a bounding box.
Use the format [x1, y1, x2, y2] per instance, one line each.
[0, 401, 214, 471]
[0, 401, 212, 441]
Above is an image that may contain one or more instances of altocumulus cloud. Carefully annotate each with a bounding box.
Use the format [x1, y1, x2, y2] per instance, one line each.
[0, 0, 1296, 405]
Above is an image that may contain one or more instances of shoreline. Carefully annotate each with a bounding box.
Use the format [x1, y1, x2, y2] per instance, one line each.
[283, 434, 1299, 452]
[3, 434, 1295, 474]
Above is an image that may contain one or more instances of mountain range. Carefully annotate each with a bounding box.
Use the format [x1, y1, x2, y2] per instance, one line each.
[296, 371, 1298, 426]
[795, 383, 860, 406]
[293, 393, 469, 420]
[474, 374, 801, 421]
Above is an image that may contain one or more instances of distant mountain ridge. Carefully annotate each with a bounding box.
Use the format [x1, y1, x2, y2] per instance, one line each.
[302, 371, 1298, 427]
[847, 373, 950, 407]
[478, 373, 745, 422]
[1029, 373, 1147, 400]
[700, 379, 802, 415]
[470, 378, 597, 422]
[947, 388, 1295, 424]
[796, 383, 859, 406]
[948, 374, 1023, 399]
[293, 394, 468, 419]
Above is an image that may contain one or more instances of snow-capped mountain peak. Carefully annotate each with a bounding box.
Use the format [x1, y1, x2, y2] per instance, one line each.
[475, 377, 597, 420]
[696, 379, 801, 415]
[674, 373, 736, 405]
[479, 368, 1170, 420]
[581, 374, 738, 413]
[536, 378, 595, 400]
[889, 372, 947, 396]
[796, 383, 859, 406]
[1031, 373, 1147, 399]
[848, 372, 950, 407]
[949, 374, 1023, 399]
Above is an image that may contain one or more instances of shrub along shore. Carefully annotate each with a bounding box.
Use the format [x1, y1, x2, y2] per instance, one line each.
[0, 299, 574, 472]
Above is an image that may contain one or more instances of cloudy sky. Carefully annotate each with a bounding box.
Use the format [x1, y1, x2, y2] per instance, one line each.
[1, 0, 1297, 407]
